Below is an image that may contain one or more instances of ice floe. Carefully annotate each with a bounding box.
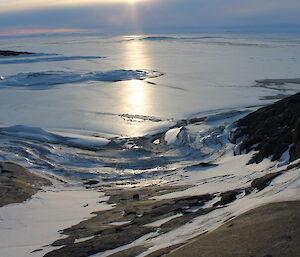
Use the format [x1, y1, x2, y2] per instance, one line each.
[128, 36, 223, 41]
[0, 125, 109, 149]
[0, 55, 104, 64]
[0, 69, 164, 88]
[0, 108, 251, 182]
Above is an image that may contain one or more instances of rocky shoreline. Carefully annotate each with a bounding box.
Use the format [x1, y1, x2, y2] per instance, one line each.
[43, 93, 300, 257]
[1, 92, 300, 257]
[232, 92, 300, 164]
[42, 161, 298, 257]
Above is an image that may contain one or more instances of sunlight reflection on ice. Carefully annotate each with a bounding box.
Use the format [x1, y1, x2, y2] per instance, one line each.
[119, 38, 155, 134]
[127, 79, 146, 109]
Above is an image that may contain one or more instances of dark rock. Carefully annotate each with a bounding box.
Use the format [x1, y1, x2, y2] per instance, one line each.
[174, 194, 214, 207]
[0, 162, 51, 207]
[52, 237, 75, 247]
[214, 190, 241, 206]
[233, 93, 300, 163]
[272, 143, 289, 161]
[251, 172, 282, 191]
[132, 194, 140, 200]
[239, 136, 264, 153]
[0, 50, 33, 56]
[188, 162, 218, 168]
[188, 117, 206, 124]
[83, 180, 99, 186]
[286, 160, 300, 170]
[44, 186, 216, 257]
[30, 249, 43, 253]
[290, 116, 300, 162]
[124, 210, 137, 216]
[44, 226, 155, 257]
[244, 187, 253, 196]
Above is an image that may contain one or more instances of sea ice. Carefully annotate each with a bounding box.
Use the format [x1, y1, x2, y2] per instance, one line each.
[0, 55, 104, 64]
[0, 69, 164, 89]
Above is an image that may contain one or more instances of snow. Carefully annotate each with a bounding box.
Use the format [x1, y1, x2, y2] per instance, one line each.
[144, 214, 183, 227]
[91, 232, 158, 257]
[137, 152, 300, 256]
[0, 186, 113, 257]
[0, 33, 300, 257]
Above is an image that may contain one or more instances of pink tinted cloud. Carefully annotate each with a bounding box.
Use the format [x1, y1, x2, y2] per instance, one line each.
[0, 28, 95, 36]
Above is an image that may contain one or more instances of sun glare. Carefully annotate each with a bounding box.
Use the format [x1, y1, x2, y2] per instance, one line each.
[126, 0, 142, 5]
[115, 38, 154, 136]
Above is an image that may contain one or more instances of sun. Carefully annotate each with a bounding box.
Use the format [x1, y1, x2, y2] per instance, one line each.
[126, 0, 144, 4]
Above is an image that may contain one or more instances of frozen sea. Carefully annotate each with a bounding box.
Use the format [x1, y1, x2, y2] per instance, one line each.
[0, 33, 300, 184]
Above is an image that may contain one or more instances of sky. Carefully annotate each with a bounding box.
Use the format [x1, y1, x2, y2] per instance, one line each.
[0, 0, 300, 36]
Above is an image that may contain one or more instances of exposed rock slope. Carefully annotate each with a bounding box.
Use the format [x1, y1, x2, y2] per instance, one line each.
[232, 92, 300, 164]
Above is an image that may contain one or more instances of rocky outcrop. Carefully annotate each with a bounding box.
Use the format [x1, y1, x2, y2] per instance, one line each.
[290, 116, 300, 162]
[0, 50, 33, 56]
[43, 185, 215, 257]
[251, 172, 282, 191]
[232, 93, 300, 164]
[166, 201, 300, 257]
[0, 162, 51, 207]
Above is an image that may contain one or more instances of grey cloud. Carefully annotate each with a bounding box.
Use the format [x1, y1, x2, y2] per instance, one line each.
[0, 0, 299, 35]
